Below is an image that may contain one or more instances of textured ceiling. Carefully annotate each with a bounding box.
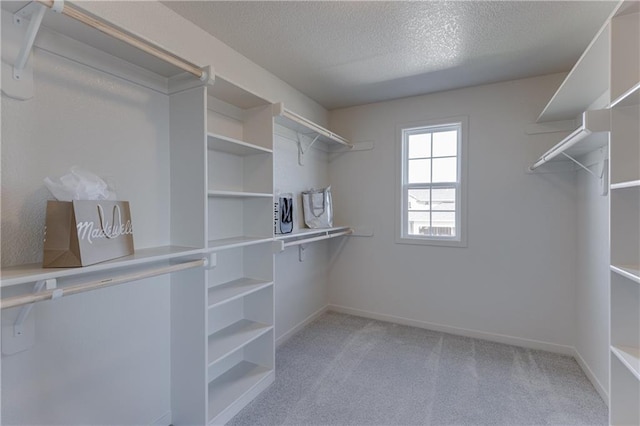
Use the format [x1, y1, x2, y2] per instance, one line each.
[163, 1, 616, 109]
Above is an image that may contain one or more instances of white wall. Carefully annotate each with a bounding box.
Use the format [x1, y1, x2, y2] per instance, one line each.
[328, 74, 579, 352]
[1, 45, 172, 425]
[273, 126, 331, 344]
[575, 151, 610, 401]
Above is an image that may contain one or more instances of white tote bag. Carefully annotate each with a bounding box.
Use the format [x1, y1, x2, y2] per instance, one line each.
[301, 186, 333, 228]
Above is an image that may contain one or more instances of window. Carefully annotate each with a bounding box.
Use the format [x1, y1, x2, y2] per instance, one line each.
[397, 117, 467, 247]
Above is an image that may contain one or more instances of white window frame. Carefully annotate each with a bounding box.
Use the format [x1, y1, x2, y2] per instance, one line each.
[396, 116, 468, 247]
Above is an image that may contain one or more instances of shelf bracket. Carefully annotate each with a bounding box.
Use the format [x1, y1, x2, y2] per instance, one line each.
[298, 244, 306, 262]
[2, 278, 56, 356]
[297, 133, 320, 166]
[561, 150, 608, 196]
[12, 1, 50, 81]
[13, 279, 56, 337]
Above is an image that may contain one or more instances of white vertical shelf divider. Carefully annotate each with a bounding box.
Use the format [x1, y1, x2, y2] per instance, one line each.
[608, 4, 640, 426]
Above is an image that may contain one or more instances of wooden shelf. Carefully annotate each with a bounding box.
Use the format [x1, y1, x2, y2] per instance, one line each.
[0, 245, 204, 288]
[611, 345, 640, 381]
[208, 320, 272, 366]
[611, 265, 640, 284]
[208, 278, 273, 308]
[208, 361, 273, 423]
[207, 237, 274, 251]
[207, 133, 272, 156]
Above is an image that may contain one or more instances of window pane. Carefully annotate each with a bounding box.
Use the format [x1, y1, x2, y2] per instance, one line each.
[432, 130, 457, 157]
[432, 157, 457, 183]
[431, 188, 456, 211]
[408, 159, 431, 183]
[408, 211, 430, 236]
[407, 189, 430, 211]
[408, 133, 431, 158]
[431, 212, 456, 236]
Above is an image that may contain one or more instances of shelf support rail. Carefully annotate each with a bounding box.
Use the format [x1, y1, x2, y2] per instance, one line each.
[33, 0, 209, 81]
[1, 258, 207, 310]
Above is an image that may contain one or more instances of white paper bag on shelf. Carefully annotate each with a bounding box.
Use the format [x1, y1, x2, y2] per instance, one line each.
[301, 186, 333, 229]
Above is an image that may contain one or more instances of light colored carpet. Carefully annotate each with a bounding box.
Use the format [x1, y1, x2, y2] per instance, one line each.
[228, 311, 607, 426]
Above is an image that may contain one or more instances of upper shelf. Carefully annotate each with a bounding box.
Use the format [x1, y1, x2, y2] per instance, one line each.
[273, 103, 352, 149]
[530, 110, 610, 170]
[536, 19, 611, 122]
[207, 133, 272, 156]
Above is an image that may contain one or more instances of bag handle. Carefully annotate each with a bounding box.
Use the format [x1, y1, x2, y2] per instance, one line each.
[97, 204, 122, 239]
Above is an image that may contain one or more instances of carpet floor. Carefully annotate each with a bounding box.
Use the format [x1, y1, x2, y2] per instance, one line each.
[228, 311, 607, 426]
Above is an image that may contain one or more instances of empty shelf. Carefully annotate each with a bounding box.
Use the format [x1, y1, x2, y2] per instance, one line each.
[611, 180, 640, 190]
[275, 226, 351, 241]
[208, 320, 272, 366]
[273, 103, 352, 149]
[207, 133, 272, 156]
[208, 278, 273, 308]
[611, 265, 640, 284]
[611, 345, 640, 381]
[208, 190, 272, 198]
[610, 82, 640, 108]
[208, 361, 272, 423]
[208, 237, 274, 251]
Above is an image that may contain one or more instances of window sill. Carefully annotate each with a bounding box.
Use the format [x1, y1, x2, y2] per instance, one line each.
[395, 236, 467, 248]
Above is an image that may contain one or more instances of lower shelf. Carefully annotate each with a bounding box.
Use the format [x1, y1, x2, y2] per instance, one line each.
[208, 361, 273, 423]
[208, 278, 273, 308]
[208, 320, 272, 366]
[611, 264, 640, 284]
[611, 345, 640, 381]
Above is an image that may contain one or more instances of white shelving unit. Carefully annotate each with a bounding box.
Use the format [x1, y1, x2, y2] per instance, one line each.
[1, 4, 279, 423]
[608, 4, 640, 425]
[205, 93, 276, 424]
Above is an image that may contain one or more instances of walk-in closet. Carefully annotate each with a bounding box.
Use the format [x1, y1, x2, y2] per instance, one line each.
[1, 1, 638, 425]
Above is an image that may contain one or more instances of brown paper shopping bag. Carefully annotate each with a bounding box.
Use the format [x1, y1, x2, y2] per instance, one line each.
[43, 200, 134, 267]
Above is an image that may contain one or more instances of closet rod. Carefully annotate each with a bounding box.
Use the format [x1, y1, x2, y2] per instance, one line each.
[283, 229, 353, 248]
[1, 258, 206, 310]
[36, 0, 207, 81]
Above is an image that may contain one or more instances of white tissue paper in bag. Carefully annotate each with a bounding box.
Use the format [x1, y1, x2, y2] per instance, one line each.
[44, 166, 117, 201]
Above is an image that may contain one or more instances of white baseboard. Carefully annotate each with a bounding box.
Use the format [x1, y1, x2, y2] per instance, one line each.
[150, 411, 171, 426]
[276, 305, 329, 347]
[573, 347, 609, 405]
[327, 304, 575, 355]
